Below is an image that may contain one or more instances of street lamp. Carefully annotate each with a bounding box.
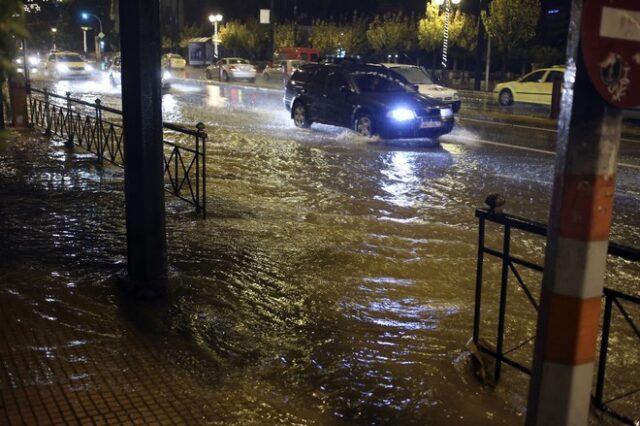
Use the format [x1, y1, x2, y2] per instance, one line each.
[81, 12, 104, 62]
[434, 0, 461, 74]
[51, 27, 57, 51]
[81, 26, 91, 55]
[208, 14, 223, 61]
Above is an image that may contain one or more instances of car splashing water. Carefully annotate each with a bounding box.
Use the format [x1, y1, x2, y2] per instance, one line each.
[4, 77, 638, 424]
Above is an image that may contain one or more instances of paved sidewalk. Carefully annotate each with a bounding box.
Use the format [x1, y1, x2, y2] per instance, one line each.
[0, 129, 224, 425]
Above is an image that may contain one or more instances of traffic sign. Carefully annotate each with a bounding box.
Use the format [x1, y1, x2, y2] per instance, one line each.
[98, 32, 105, 39]
[582, 0, 640, 108]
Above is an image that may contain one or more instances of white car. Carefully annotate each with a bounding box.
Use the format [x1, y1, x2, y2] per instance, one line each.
[205, 58, 257, 82]
[161, 53, 186, 70]
[108, 54, 171, 90]
[381, 63, 461, 112]
[45, 51, 93, 78]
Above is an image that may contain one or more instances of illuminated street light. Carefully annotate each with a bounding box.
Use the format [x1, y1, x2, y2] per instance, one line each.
[81, 26, 91, 54]
[208, 14, 223, 60]
[51, 27, 57, 50]
[81, 11, 104, 62]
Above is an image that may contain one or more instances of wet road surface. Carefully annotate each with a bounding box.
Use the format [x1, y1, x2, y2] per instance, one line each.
[2, 73, 638, 424]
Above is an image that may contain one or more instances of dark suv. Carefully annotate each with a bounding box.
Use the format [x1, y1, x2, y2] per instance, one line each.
[283, 63, 454, 139]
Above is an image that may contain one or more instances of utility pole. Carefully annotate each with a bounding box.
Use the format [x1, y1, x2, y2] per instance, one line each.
[118, 0, 168, 297]
[526, 0, 639, 423]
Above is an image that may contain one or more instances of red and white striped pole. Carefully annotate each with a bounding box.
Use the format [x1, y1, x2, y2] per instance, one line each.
[526, 1, 623, 424]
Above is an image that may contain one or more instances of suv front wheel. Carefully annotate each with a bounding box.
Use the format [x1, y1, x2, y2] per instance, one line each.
[354, 113, 374, 137]
[292, 102, 311, 128]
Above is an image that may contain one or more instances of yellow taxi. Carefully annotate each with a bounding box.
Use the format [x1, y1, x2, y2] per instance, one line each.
[494, 66, 565, 106]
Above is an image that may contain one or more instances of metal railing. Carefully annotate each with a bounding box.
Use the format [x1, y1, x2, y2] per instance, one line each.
[473, 207, 640, 425]
[27, 87, 207, 217]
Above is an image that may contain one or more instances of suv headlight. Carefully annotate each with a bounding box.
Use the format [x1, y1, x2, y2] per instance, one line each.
[387, 108, 416, 121]
[162, 70, 172, 80]
[56, 63, 69, 72]
[85, 64, 94, 71]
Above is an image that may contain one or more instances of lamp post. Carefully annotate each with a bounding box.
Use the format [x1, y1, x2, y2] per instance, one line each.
[81, 12, 104, 62]
[81, 26, 91, 55]
[51, 28, 57, 50]
[433, 0, 461, 77]
[208, 14, 223, 61]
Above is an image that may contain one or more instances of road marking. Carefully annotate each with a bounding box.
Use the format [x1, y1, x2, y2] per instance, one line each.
[447, 135, 640, 170]
[458, 116, 640, 144]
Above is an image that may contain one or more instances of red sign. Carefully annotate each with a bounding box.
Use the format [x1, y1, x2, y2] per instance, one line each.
[582, 0, 640, 108]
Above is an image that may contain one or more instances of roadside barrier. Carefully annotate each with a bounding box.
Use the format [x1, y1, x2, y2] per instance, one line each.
[472, 206, 639, 425]
[27, 86, 207, 217]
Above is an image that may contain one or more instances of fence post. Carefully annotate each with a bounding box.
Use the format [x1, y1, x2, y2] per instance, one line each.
[95, 99, 103, 162]
[473, 216, 486, 344]
[495, 224, 511, 382]
[65, 91, 74, 148]
[594, 291, 613, 410]
[195, 122, 205, 216]
[43, 88, 52, 136]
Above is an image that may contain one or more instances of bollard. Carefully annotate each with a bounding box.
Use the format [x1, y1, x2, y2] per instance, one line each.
[549, 78, 562, 120]
[8, 73, 28, 128]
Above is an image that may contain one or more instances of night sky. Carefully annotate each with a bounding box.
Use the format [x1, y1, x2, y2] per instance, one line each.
[185, 0, 572, 25]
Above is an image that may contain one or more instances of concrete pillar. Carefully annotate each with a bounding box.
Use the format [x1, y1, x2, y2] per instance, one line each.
[118, 0, 168, 296]
[526, 1, 622, 424]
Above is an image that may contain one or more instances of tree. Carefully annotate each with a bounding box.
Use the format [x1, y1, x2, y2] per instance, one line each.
[275, 22, 295, 48]
[1, 0, 28, 77]
[339, 13, 369, 55]
[418, 3, 445, 53]
[219, 21, 247, 56]
[482, 0, 541, 68]
[367, 12, 416, 56]
[309, 19, 340, 55]
[179, 24, 205, 49]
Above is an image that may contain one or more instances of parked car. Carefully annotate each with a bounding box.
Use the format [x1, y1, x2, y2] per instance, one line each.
[284, 63, 454, 139]
[108, 54, 171, 90]
[45, 51, 93, 78]
[161, 53, 187, 70]
[494, 66, 565, 106]
[205, 58, 257, 82]
[262, 61, 283, 80]
[381, 63, 461, 113]
[281, 59, 305, 86]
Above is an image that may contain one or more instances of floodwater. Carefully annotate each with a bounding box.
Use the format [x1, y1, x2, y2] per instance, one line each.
[1, 74, 639, 424]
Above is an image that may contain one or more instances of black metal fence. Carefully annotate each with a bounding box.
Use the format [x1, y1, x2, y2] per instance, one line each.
[473, 208, 640, 425]
[27, 87, 207, 217]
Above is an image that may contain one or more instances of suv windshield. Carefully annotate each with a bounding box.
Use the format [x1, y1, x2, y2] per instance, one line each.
[58, 54, 83, 62]
[391, 67, 433, 84]
[352, 71, 408, 93]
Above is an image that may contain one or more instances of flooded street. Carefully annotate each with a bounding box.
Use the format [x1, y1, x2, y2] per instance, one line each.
[1, 74, 639, 424]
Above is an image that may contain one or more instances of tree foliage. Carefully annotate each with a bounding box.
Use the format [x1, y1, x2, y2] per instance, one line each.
[275, 22, 295, 48]
[0, 0, 28, 79]
[482, 0, 540, 56]
[179, 24, 205, 49]
[340, 13, 369, 55]
[418, 3, 446, 52]
[309, 19, 340, 55]
[367, 12, 416, 55]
